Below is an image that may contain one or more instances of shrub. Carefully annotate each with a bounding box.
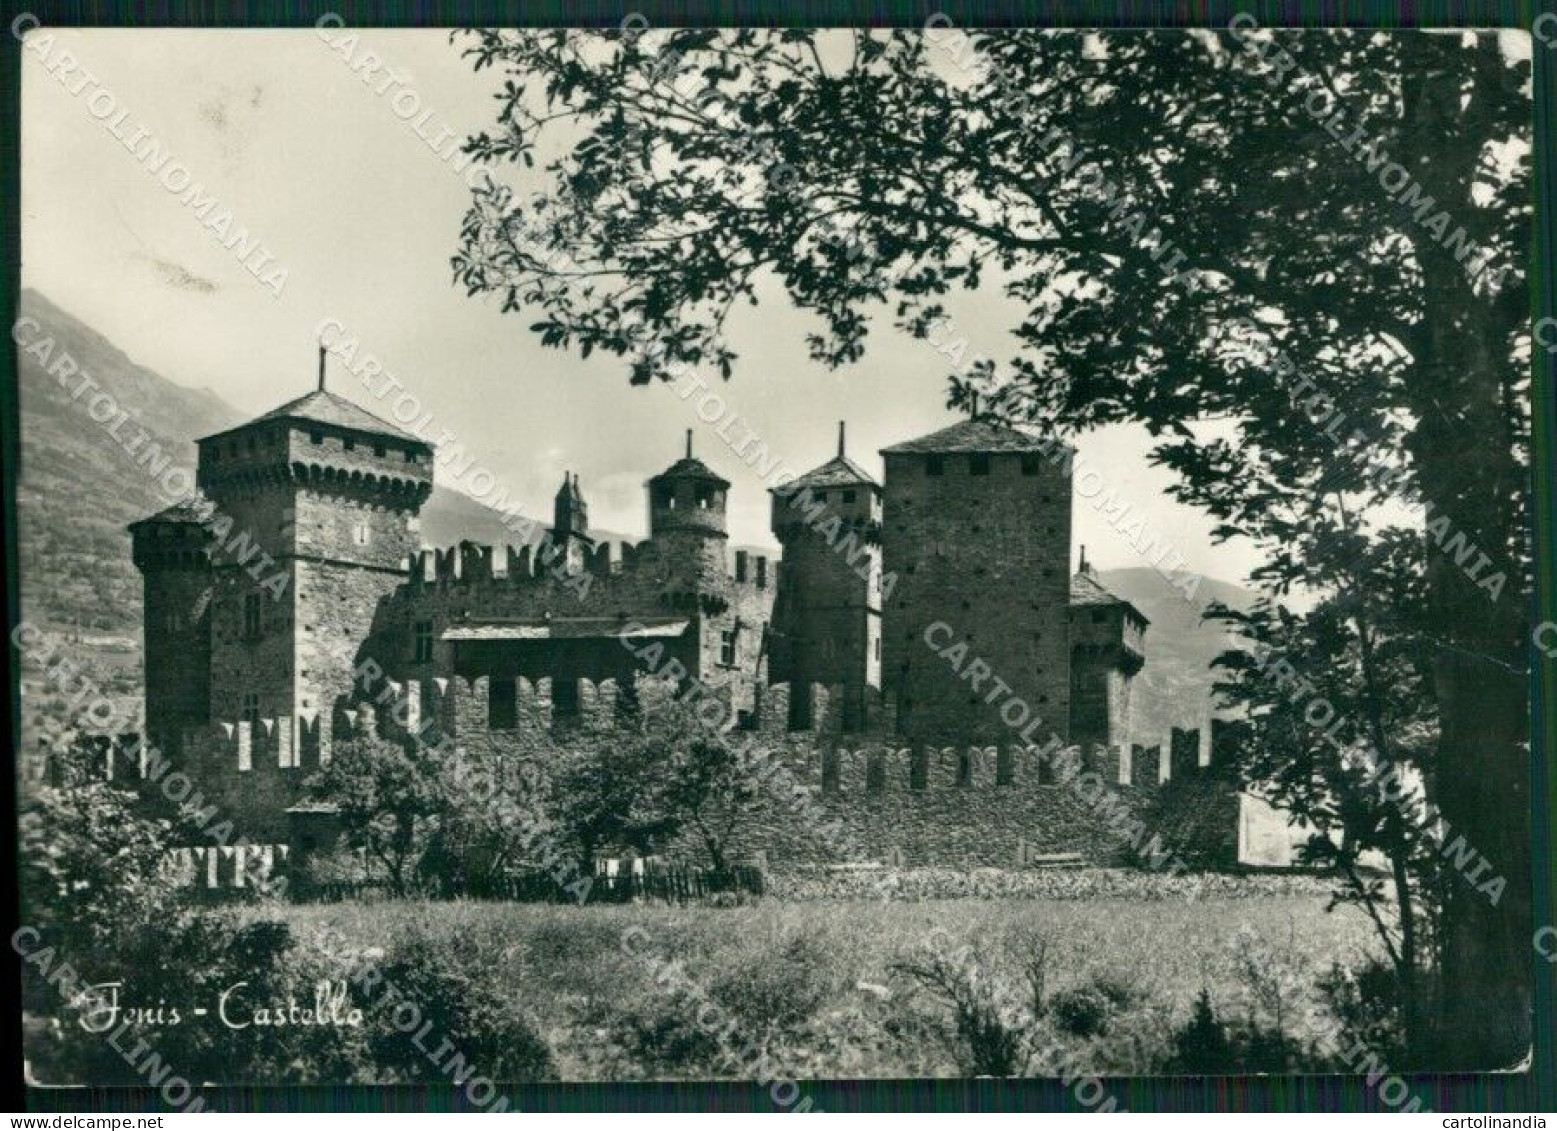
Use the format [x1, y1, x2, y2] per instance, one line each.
[712, 932, 837, 1042]
[1168, 989, 1232, 1072]
[369, 930, 555, 1082]
[891, 944, 1027, 1076]
[613, 988, 725, 1075]
[1318, 958, 1409, 1065]
[1049, 974, 1135, 1039]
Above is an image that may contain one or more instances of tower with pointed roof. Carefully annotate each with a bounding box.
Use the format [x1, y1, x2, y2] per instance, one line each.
[133, 352, 435, 752]
[646, 429, 731, 592]
[769, 422, 882, 728]
[549, 472, 593, 573]
[879, 417, 1075, 744]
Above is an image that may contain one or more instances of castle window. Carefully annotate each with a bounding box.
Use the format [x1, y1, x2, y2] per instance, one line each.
[374, 444, 386, 458]
[926, 455, 944, 477]
[553, 677, 581, 720]
[242, 593, 263, 638]
[787, 686, 813, 731]
[241, 692, 260, 729]
[353, 520, 371, 546]
[344, 437, 356, 452]
[695, 483, 715, 508]
[969, 454, 990, 476]
[874, 637, 881, 660]
[413, 621, 434, 663]
[404, 449, 417, 463]
[956, 748, 973, 787]
[720, 628, 737, 667]
[1021, 455, 1041, 476]
[866, 750, 886, 792]
[310, 431, 323, 445]
[997, 747, 1014, 786]
[615, 678, 640, 719]
[910, 748, 928, 790]
[488, 678, 518, 730]
[821, 748, 839, 794]
[843, 490, 857, 504]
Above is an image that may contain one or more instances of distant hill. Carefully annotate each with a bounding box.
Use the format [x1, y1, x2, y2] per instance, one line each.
[1093, 567, 1258, 744]
[13, 288, 555, 638]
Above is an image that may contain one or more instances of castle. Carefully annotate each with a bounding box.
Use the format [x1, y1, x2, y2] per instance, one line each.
[127, 372, 1240, 872]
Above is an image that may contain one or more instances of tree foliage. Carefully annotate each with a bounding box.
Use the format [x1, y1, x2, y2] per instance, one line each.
[452, 26, 1534, 1066]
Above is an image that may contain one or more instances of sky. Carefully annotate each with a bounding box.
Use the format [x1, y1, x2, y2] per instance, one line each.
[19, 27, 1269, 583]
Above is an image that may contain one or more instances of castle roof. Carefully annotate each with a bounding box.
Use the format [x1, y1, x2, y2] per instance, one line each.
[203, 390, 428, 446]
[881, 419, 1065, 455]
[783, 454, 878, 492]
[130, 498, 209, 529]
[650, 456, 730, 489]
[1070, 569, 1150, 624]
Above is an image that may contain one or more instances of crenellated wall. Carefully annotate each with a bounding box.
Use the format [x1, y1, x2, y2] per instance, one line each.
[81, 669, 1240, 872]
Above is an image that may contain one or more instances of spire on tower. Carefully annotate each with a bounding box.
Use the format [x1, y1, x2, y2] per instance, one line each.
[838, 421, 846, 458]
[1079, 545, 1090, 574]
[317, 341, 327, 392]
[685, 429, 693, 460]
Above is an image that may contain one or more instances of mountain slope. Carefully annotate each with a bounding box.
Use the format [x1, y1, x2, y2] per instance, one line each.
[1094, 567, 1258, 743]
[13, 288, 555, 637]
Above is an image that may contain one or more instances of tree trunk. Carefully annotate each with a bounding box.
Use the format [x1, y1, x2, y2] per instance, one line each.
[1400, 44, 1532, 1069]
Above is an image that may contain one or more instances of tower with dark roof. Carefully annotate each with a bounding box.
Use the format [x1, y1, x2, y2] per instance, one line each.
[879, 418, 1074, 744]
[769, 422, 882, 728]
[646, 430, 731, 592]
[549, 472, 593, 572]
[137, 360, 435, 748]
[1068, 554, 1148, 751]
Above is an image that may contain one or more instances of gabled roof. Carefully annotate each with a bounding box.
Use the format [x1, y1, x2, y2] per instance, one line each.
[881, 419, 1065, 456]
[202, 390, 428, 446]
[890, 420, 1071, 454]
[782, 454, 878, 492]
[1070, 570, 1150, 624]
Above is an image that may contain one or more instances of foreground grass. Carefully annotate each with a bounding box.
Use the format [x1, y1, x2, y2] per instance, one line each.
[260, 870, 1380, 1079]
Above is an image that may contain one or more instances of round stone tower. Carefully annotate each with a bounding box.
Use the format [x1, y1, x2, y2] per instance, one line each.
[646, 430, 731, 594]
[130, 499, 214, 752]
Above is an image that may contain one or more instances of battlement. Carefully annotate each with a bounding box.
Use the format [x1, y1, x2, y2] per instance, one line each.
[179, 713, 327, 777]
[400, 538, 774, 597]
[761, 734, 1222, 795]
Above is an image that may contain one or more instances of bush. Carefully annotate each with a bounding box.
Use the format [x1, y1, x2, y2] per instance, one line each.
[1050, 974, 1136, 1039]
[890, 943, 1027, 1076]
[613, 988, 725, 1075]
[1168, 989, 1232, 1072]
[369, 930, 555, 1082]
[712, 932, 837, 1042]
[1318, 958, 1409, 1065]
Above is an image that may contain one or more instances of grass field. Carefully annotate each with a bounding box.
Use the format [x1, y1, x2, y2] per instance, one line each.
[261, 871, 1382, 1079]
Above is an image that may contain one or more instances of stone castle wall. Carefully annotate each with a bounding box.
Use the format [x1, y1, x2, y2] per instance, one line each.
[128, 671, 1239, 872]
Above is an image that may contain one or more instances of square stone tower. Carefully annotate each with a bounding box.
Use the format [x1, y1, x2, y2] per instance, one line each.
[880, 420, 1073, 745]
[186, 377, 433, 744]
